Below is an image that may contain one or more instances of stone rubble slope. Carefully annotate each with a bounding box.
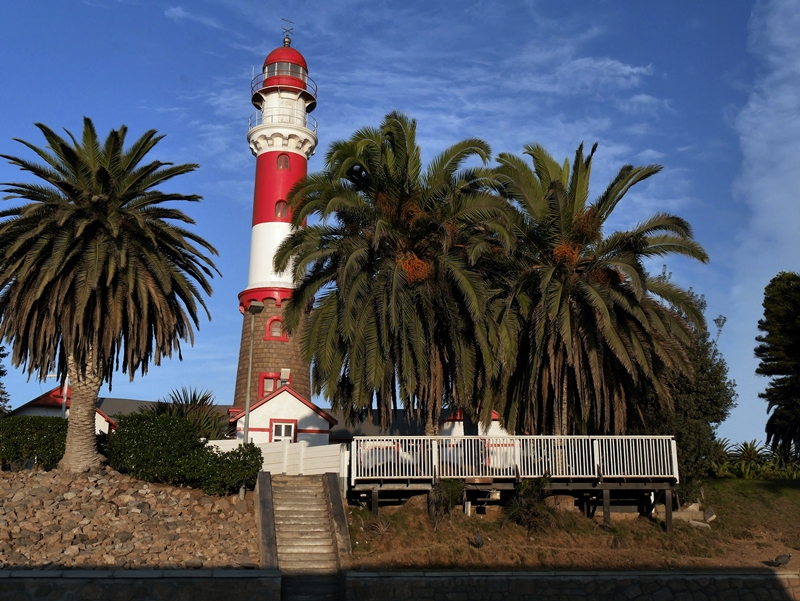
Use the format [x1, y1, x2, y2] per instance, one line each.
[0, 467, 259, 569]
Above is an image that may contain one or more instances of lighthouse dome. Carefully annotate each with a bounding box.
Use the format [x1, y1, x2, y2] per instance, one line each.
[263, 46, 308, 71]
[252, 38, 317, 112]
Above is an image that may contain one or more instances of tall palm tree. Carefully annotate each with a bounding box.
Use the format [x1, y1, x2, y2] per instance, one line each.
[0, 118, 219, 471]
[275, 112, 511, 434]
[489, 142, 708, 435]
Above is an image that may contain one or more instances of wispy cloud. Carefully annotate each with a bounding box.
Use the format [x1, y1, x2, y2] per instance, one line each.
[165, 6, 224, 30]
[718, 0, 800, 439]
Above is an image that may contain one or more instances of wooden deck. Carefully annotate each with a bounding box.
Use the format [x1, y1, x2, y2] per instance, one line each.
[349, 435, 680, 531]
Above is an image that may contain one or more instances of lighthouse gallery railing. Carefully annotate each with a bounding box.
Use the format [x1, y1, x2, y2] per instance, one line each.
[350, 435, 679, 486]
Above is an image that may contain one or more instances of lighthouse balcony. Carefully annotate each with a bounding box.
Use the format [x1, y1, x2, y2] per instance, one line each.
[248, 108, 318, 134]
[251, 71, 318, 111]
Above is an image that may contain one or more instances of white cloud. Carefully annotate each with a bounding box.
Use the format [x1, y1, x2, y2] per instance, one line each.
[617, 93, 672, 116]
[716, 0, 800, 442]
[165, 6, 224, 30]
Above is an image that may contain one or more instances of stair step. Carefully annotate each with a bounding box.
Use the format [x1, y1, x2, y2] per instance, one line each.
[275, 520, 331, 533]
[275, 539, 334, 548]
[278, 552, 336, 569]
[279, 550, 337, 558]
[276, 529, 333, 537]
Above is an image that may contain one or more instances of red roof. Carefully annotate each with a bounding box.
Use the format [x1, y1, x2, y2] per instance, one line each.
[21, 386, 71, 409]
[263, 46, 308, 70]
[442, 409, 500, 423]
[229, 385, 338, 425]
[10, 386, 117, 429]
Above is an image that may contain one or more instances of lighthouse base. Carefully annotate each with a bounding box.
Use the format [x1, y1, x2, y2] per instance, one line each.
[232, 298, 311, 408]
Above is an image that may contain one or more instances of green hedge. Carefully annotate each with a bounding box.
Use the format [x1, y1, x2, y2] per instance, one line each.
[106, 413, 261, 495]
[0, 416, 67, 469]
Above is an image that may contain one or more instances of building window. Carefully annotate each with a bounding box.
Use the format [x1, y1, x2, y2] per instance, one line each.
[259, 371, 292, 397]
[265, 317, 289, 341]
[271, 421, 296, 443]
[259, 372, 279, 398]
[275, 201, 288, 219]
[277, 154, 290, 170]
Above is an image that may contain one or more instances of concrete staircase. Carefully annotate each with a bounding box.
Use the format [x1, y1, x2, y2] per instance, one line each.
[271, 475, 341, 601]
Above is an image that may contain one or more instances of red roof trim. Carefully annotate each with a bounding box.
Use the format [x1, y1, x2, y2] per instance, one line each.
[95, 408, 117, 430]
[229, 385, 338, 426]
[442, 409, 500, 423]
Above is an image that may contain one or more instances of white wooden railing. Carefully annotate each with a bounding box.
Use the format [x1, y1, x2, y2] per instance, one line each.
[350, 436, 679, 486]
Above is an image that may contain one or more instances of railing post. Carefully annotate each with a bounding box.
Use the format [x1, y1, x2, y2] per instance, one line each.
[350, 439, 356, 487]
[592, 438, 601, 479]
[514, 438, 521, 482]
[297, 440, 308, 475]
[281, 439, 290, 475]
[670, 438, 680, 483]
[431, 439, 439, 485]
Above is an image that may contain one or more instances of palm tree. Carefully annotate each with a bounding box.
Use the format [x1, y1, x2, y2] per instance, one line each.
[489, 143, 708, 435]
[142, 387, 226, 440]
[275, 112, 511, 434]
[0, 118, 219, 471]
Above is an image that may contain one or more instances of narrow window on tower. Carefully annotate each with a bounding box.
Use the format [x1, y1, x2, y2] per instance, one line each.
[277, 154, 290, 170]
[265, 317, 289, 341]
[275, 201, 288, 219]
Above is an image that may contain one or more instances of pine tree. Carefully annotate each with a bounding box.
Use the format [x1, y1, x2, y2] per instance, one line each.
[756, 272, 800, 458]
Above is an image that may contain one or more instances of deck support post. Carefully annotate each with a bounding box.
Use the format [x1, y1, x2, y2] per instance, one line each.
[603, 488, 611, 526]
[371, 488, 379, 517]
[665, 488, 673, 533]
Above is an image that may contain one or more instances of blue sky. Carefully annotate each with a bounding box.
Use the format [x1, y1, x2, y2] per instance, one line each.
[1, 0, 798, 444]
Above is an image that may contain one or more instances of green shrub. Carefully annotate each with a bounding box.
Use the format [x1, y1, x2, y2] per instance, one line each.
[504, 478, 555, 534]
[141, 387, 227, 440]
[107, 413, 261, 495]
[428, 479, 465, 526]
[194, 443, 263, 496]
[0, 416, 67, 469]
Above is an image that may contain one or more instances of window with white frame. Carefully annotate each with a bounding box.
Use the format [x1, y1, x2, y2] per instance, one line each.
[272, 422, 294, 443]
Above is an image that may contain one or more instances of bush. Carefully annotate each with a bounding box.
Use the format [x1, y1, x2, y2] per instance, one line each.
[0, 416, 67, 469]
[141, 387, 228, 440]
[427, 479, 465, 527]
[107, 413, 261, 495]
[504, 478, 555, 534]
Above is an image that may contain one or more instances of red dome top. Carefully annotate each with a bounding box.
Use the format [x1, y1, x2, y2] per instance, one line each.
[263, 46, 308, 71]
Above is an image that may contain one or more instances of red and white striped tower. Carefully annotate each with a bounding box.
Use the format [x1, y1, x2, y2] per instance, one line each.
[232, 34, 317, 408]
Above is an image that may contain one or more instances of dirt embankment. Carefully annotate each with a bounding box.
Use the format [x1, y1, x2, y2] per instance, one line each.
[0, 467, 259, 569]
[347, 480, 800, 571]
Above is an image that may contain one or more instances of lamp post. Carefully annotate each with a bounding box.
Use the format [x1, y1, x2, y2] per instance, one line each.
[242, 300, 264, 444]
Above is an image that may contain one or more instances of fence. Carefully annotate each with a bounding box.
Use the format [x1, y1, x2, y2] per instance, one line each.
[350, 436, 679, 486]
[209, 440, 347, 477]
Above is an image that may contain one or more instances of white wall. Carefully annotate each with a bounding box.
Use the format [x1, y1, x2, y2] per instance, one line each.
[439, 419, 510, 437]
[234, 389, 331, 446]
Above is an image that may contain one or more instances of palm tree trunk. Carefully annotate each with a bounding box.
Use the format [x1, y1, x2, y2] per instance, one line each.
[58, 351, 104, 472]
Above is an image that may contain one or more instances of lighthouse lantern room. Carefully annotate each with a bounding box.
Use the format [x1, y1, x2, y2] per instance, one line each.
[232, 33, 317, 413]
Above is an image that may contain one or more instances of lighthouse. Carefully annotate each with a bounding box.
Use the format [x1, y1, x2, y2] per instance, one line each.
[232, 34, 317, 410]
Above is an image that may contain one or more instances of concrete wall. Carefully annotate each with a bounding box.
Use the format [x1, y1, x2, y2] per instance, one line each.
[345, 570, 800, 601]
[0, 569, 281, 601]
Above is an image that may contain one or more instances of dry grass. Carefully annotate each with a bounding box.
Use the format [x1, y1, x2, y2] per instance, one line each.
[346, 480, 800, 570]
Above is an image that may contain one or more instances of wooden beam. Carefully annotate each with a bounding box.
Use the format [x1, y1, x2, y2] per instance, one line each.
[665, 488, 673, 533]
[371, 488, 379, 517]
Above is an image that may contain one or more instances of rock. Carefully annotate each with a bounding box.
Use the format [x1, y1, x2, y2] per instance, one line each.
[115, 531, 133, 543]
[185, 558, 204, 569]
[0, 470, 258, 569]
[689, 520, 711, 529]
[234, 501, 248, 514]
